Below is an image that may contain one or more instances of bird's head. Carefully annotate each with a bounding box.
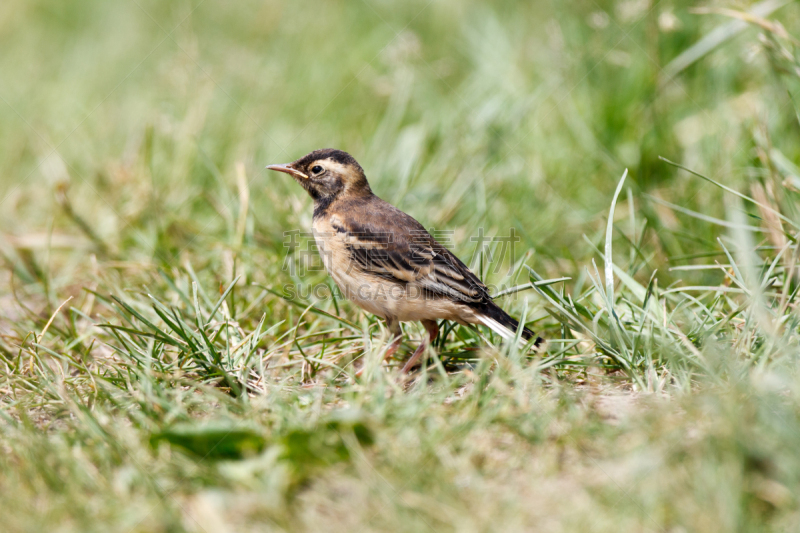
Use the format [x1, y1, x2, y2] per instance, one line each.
[267, 148, 372, 203]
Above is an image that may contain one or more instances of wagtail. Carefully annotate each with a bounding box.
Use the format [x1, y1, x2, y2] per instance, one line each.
[268, 149, 540, 372]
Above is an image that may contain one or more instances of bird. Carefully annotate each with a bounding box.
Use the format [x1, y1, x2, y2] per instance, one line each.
[267, 148, 541, 372]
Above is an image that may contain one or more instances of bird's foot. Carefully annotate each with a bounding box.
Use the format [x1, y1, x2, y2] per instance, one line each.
[355, 334, 403, 378]
[400, 320, 439, 373]
[400, 342, 427, 373]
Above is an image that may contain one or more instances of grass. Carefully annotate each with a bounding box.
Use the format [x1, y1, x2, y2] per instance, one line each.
[3, 0, 800, 530]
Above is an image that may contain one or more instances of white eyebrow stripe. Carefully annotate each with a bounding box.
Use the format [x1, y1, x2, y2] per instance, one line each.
[314, 160, 350, 175]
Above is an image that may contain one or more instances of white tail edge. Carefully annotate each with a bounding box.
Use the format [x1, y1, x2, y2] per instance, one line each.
[476, 315, 529, 348]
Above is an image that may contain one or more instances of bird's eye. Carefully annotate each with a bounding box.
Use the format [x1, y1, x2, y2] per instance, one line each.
[311, 165, 323, 174]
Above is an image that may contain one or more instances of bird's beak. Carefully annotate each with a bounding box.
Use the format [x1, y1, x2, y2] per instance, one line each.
[266, 163, 308, 179]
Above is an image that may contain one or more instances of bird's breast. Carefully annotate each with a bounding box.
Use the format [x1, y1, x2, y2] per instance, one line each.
[311, 215, 391, 316]
[309, 215, 471, 323]
[312, 215, 359, 282]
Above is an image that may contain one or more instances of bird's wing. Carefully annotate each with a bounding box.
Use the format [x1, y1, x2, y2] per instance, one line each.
[330, 200, 491, 304]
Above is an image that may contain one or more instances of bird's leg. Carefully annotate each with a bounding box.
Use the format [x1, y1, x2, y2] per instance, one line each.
[383, 319, 403, 361]
[383, 335, 403, 361]
[356, 319, 402, 378]
[401, 320, 439, 373]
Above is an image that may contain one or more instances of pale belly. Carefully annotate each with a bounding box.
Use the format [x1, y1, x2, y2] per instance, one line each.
[312, 223, 472, 324]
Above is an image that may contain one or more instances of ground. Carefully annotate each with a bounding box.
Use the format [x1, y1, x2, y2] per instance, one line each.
[2, 1, 800, 531]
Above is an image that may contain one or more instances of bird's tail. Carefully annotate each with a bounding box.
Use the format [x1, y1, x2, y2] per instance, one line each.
[472, 301, 542, 347]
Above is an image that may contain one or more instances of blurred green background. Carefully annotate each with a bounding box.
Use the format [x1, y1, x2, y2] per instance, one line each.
[2, 0, 798, 285]
[4, 1, 800, 532]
